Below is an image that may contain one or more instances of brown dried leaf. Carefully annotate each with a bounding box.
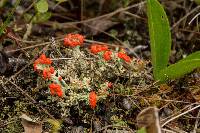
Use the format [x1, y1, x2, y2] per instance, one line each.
[137, 107, 161, 133]
[20, 114, 42, 133]
[189, 86, 200, 102]
[159, 84, 172, 94]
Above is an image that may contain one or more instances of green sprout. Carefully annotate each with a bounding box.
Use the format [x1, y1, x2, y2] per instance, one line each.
[147, 0, 200, 82]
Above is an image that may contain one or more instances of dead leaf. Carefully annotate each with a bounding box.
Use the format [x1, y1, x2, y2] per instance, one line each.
[137, 107, 161, 133]
[83, 18, 118, 36]
[189, 86, 200, 102]
[20, 114, 42, 133]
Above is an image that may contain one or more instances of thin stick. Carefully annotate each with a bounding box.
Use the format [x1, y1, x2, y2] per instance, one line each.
[6, 38, 63, 53]
[161, 128, 176, 133]
[123, 11, 146, 21]
[94, 125, 134, 133]
[4, 78, 55, 119]
[161, 104, 200, 127]
[188, 12, 200, 25]
[61, 1, 146, 26]
[193, 110, 200, 133]
[171, 5, 200, 30]
[6, 42, 51, 85]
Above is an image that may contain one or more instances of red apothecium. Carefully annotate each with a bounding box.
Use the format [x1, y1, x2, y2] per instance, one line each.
[49, 83, 63, 97]
[117, 52, 131, 63]
[64, 33, 84, 47]
[89, 91, 97, 109]
[90, 44, 108, 54]
[103, 51, 112, 61]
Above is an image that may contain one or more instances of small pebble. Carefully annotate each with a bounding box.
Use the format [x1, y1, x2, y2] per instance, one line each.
[122, 98, 132, 110]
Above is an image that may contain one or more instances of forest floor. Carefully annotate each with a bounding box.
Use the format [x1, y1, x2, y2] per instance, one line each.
[1, 0, 200, 132]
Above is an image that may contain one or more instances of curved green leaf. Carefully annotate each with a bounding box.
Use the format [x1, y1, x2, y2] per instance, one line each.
[147, 0, 171, 80]
[35, 12, 51, 23]
[24, 12, 51, 23]
[158, 51, 200, 82]
[35, 0, 48, 13]
[180, 51, 200, 62]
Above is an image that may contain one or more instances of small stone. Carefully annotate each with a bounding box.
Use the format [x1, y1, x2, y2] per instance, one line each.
[122, 98, 132, 110]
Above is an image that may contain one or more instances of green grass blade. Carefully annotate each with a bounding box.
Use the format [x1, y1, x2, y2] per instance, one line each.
[147, 0, 171, 80]
[158, 51, 200, 82]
